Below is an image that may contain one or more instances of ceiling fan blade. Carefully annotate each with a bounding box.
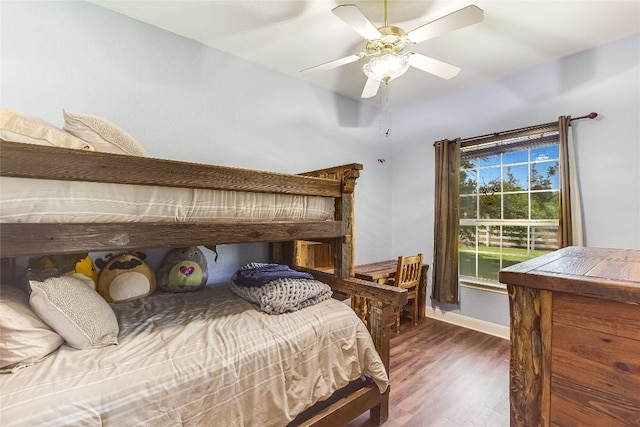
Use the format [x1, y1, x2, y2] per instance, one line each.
[407, 5, 484, 44]
[332, 4, 382, 40]
[300, 53, 364, 76]
[361, 77, 381, 98]
[408, 53, 461, 80]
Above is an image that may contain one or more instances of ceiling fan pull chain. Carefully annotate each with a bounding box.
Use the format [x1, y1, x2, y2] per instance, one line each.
[379, 82, 391, 144]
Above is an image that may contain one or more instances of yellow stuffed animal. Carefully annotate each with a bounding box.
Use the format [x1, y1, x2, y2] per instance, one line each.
[27, 253, 98, 289]
[66, 255, 98, 287]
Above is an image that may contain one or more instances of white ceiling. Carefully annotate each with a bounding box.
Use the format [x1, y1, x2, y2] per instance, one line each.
[91, 0, 639, 111]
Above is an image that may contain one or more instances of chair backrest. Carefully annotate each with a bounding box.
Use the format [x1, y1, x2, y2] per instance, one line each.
[394, 254, 423, 290]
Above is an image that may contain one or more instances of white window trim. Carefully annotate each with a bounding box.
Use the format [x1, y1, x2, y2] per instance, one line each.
[459, 277, 508, 293]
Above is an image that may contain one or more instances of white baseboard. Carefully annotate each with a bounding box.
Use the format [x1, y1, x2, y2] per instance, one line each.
[425, 307, 510, 340]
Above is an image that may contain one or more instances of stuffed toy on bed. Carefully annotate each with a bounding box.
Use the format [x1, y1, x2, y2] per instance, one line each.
[156, 246, 208, 293]
[25, 253, 98, 290]
[96, 252, 156, 303]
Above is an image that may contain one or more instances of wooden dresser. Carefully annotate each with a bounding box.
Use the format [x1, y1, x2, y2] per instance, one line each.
[499, 246, 640, 426]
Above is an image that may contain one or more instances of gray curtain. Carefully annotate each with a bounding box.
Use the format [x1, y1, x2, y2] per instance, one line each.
[431, 138, 461, 304]
[558, 115, 584, 247]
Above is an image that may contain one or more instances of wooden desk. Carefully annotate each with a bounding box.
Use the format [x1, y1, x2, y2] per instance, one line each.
[355, 260, 429, 320]
[499, 246, 640, 426]
[354, 260, 398, 283]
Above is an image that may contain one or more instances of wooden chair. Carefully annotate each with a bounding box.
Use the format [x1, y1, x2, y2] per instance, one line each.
[387, 254, 424, 332]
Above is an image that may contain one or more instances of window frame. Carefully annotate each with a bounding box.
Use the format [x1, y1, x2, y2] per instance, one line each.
[458, 132, 561, 289]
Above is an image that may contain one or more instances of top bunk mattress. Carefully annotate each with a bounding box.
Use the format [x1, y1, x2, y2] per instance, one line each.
[0, 177, 335, 223]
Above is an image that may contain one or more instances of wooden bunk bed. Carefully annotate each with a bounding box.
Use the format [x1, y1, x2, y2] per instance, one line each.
[0, 140, 406, 426]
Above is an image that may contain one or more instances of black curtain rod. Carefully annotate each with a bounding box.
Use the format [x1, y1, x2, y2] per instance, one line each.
[459, 112, 598, 147]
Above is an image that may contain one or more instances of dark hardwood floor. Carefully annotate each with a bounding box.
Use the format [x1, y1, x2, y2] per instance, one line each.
[348, 317, 510, 427]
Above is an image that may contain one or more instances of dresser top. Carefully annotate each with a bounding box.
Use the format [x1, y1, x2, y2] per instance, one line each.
[499, 246, 640, 303]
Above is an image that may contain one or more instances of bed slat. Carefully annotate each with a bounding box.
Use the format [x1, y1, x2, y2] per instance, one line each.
[0, 140, 342, 197]
[0, 221, 343, 257]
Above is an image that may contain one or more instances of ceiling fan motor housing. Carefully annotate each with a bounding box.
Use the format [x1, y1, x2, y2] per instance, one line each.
[366, 26, 411, 55]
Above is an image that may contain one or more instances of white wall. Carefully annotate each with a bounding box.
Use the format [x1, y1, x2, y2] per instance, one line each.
[3, 2, 638, 328]
[392, 33, 640, 326]
[0, 1, 394, 280]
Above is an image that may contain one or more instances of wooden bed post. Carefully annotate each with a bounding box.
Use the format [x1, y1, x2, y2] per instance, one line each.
[335, 187, 352, 280]
[336, 165, 360, 279]
[367, 300, 397, 424]
[288, 164, 362, 278]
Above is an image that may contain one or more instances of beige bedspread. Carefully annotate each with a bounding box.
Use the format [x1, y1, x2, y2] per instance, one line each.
[0, 285, 388, 427]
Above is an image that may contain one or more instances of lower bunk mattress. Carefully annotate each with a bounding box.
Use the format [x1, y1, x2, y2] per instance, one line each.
[0, 284, 388, 426]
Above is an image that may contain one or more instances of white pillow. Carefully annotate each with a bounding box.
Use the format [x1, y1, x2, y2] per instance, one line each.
[0, 108, 94, 150]
[29, 276, 119, 350]
[63, 110, 148, 156]
[0, 285, 64, 372]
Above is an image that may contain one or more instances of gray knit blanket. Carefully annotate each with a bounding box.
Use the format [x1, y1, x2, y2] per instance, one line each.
[230, 263, 332, 314]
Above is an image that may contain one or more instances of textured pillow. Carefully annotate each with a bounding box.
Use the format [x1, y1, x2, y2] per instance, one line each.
[29, 276, 119, 350]
[63, 110, 148, 156]
[0, 285, 64, 372]
[0, 108, 94, 150]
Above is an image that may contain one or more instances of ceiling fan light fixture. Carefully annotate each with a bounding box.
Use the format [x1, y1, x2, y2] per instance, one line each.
[363, 53, 410, 83]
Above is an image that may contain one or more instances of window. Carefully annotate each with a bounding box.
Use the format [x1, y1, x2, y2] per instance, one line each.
[459, 132, 561, 287]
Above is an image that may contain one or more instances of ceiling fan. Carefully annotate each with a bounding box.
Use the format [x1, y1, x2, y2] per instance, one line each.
[301, 1, 484, 98]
